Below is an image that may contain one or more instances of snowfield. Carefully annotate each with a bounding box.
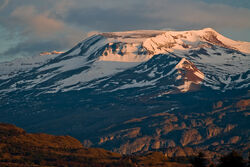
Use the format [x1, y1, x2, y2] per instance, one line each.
[0, 28, 249, 94]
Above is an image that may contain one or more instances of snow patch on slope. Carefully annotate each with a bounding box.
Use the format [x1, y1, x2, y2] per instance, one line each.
[57, 61, 140, 92]
[0, 54, 57, 79]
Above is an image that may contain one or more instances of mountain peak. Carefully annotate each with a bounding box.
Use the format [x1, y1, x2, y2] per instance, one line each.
[97, 28, 250, 60]
[174, 58, 205, 92]
[0, 28, 249, 94]
[201, 27, 217, 32]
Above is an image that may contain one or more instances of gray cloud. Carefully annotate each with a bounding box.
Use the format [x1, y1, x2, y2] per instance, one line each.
[10, 6, 66, 38]
[1, 31, 85, 60]
[194, 0, 250, 9]
[3, 40, 63, 57]
[0, 0, 9, 11]
[2, 0, 250, 32]
[0, 3, 85, 61]
[63, 0, 250, 31]
[65, 7, 164, 32]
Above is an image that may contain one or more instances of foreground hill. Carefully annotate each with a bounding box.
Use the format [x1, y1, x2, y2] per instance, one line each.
[0, 28, 249, 157]
[0, 123, 190, 167]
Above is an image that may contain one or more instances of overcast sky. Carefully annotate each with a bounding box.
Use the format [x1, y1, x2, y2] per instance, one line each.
[0, 0, 250, 62]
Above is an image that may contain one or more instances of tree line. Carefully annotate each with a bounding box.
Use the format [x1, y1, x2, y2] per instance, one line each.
[190, 151, 249, 167]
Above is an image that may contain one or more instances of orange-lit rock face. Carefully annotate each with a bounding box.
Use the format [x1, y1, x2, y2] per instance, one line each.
[40, 50, 64, 56]
[175, 58, 204, 92]
[213, 101, 223, 109]
[236, 99, 250, 109]
[202, 31, 228, 48]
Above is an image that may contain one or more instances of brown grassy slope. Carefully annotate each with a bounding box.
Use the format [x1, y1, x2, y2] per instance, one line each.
[0, 123, 190, 167]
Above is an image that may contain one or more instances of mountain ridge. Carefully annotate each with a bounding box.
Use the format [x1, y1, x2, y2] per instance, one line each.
[0, 28, 249, 94]
[0, 28, 249, 158]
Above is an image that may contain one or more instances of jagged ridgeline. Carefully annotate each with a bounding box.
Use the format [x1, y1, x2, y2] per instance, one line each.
[0, 28, 249, 158]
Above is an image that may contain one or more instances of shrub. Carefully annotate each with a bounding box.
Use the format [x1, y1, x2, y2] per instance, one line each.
[190, 152, 208, 167]
[218, 151, 246, 167]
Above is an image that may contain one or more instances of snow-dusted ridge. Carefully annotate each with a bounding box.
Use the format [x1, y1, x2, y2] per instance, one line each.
[100, 28, 250, 58]
[0, 28, 249, 94]
[91, 28, 250, 64]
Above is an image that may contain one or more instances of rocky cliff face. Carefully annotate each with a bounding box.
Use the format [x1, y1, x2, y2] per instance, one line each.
[85, 98, 249, 159]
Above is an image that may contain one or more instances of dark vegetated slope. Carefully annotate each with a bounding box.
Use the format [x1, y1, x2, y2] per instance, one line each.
[0, 123, 190, 167]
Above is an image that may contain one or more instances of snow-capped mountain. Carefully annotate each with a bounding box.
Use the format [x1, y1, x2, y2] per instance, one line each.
[0, 28, 249, 157]
[0, 28, 249, 95]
